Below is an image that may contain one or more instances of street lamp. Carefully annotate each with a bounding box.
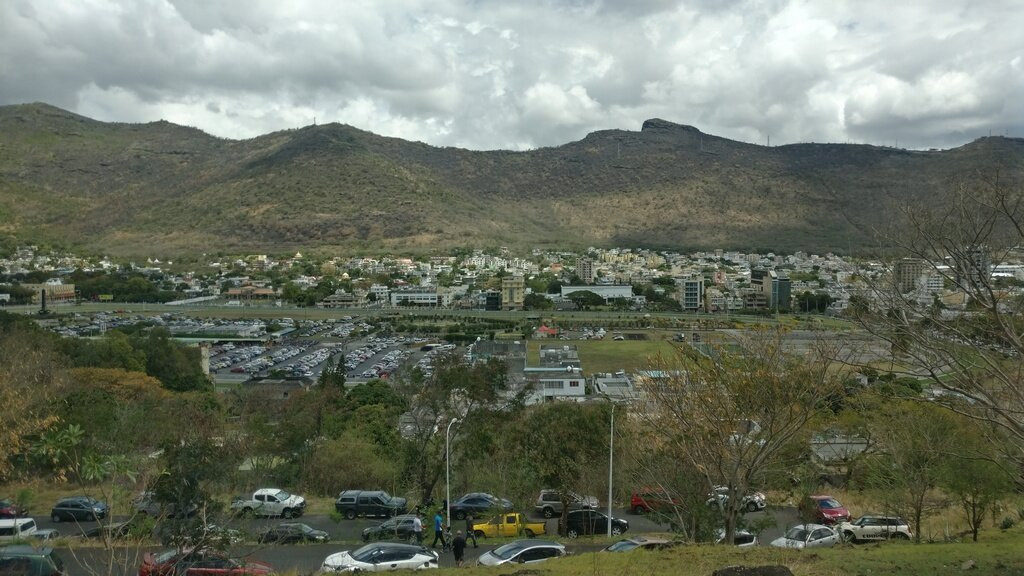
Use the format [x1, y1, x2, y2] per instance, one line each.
[607, 402, 614, 537]
[446, 417, 460, 530]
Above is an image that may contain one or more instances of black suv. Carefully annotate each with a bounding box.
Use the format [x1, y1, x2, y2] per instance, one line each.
[0, 545, 67, 576]
[560, 510, 629, 538]
[335, 491, 408, 520]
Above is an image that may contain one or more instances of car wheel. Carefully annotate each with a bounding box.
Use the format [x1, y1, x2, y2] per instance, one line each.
[842, 531, 856, 543]
[51, 514, 61, 523]
[282, 508, 294, 519]
[891, 533, 910, 540]
[345, 509, 357, 520]
[611, 526, 623, 536]
[543, 507, 555, 519]
[567, 529, 579, 539]
[524, 529, 535, 538]
[633, 505, 645, 515]
[474, 530, 485, 539]
[455, 510, 466, 520]
[746, 501, 758, 513]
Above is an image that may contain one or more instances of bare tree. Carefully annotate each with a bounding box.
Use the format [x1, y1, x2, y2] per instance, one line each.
[852, 174, 1024, 466]
[638, 328, 845, 544]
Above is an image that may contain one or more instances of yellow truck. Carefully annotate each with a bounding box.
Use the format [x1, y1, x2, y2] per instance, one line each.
[472, 512, 547, 538]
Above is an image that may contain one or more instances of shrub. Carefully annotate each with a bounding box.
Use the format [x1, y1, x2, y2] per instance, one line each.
[1000, 516, 1016, 530]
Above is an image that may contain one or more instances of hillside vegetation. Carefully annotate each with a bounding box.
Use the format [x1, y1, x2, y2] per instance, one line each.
[1, 103, 1022, 256]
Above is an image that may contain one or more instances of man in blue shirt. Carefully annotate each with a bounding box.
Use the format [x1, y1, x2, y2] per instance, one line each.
[431, 509, 446, 549]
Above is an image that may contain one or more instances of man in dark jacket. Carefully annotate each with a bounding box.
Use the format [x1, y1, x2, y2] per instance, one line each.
[452, 530, 467, 566]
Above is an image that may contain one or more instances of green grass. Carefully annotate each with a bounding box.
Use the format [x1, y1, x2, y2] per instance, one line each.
[434, 525, 1024, 576]
[528, 338, 680, 376]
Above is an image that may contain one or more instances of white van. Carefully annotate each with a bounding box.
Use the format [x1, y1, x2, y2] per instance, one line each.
[0, 518, 59, 542]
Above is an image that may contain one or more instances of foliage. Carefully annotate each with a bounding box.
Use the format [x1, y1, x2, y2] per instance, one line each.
[639, 327, 845, 544]
[0, 326, 63, 479]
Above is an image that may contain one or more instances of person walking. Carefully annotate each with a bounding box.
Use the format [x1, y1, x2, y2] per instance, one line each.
[464, 514, 477, 548]
[412, 513, 424, 544]
[431, 509, 446, 549]
[452, 530, 467, 567]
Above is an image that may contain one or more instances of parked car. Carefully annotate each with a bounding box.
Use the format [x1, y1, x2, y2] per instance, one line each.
[0, 545, 67, 576]
[559, 510, 629, 538]
[83, 521, 146, 542]
[361, 515, 420, 542]
[230, 488, 305, 519]
[133, 492, 199, 518]
[603, 536, 680, 552]
[0, 500, 27, 520]
[155, 523, 244, 548]
[335, 490, 408, 520]
[139, 550, 274, 576]
[449, 493, 513, 520]
[629, 489, 681, 515]
[534, 490, 599, 519]
[716, 530, 758, 547]
[320, 542, 438, 572]
[799, 495, 851, 525]
[472, 513, 546, 538]
[769, 524, 840, 549]
[50, 496, 108, 523]
[837, 516, 913, 542]
[706, 486, 767, 513]
[477, 540, 566, 566]
[0, 518, 60, 542]
[258, 522, 329, 544]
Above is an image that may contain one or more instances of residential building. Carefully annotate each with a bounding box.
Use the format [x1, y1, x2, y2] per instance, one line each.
[577, 257, 596, 284]
[678, 276, 705, 311]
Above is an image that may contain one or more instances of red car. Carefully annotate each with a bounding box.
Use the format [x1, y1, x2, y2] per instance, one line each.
[800, 495, 851, 525]
[629, 489, 681, 515]
[139, 550, 273, 576]
[0, 499, 27, 519]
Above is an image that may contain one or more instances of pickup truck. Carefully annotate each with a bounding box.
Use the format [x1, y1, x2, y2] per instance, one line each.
[472, 512, 546, 538]
[231, 488, 306, 519]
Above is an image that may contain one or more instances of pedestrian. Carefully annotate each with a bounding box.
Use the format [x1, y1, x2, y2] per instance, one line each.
[413, 513, 424, 544]
[431, 509, 446, 549]
[464, 514, 477, 548]
[452, 530, 467, 567]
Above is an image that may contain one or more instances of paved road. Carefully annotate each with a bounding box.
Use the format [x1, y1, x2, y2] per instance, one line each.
[42, 507, 801, 575]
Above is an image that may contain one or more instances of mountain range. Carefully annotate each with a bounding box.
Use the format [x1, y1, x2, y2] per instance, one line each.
[1, 102, 1021, 257]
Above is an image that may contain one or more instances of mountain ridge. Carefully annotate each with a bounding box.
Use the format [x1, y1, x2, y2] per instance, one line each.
[1, 102, 1021, 256]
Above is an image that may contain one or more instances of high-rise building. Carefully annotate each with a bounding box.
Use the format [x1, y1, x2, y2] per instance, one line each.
[894, 258, 929, 293]
[678, 276, 705, 311]
[577, 257, 596, 284]
[955, 246, 991, 288]
[501, 274, 525, 310]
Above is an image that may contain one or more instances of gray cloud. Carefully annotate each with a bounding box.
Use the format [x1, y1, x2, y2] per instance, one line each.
[1, 0, 1020, 150]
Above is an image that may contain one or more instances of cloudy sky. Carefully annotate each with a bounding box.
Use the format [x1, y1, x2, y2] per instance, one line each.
[2, 0, 1021, 150]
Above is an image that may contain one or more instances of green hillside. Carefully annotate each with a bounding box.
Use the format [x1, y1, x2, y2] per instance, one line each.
[1, 103, 1021, 256]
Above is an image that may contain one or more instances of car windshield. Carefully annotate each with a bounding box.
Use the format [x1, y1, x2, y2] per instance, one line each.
[819, 498, 842, 509]
[380, 518, 397, 528]
[785, 527, 810, 541]
[275, 491, 292, 500]
[379, 492, 392, 501]
[605, 540, 639, 552]
[492, 543, 526, 560]
[350, 545, 379, 562]
[298, 524, 314, 533]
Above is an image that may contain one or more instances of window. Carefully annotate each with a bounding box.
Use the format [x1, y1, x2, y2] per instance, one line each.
[570, 380, 579, 387]
[810, 529, 831, 541]
[505, 515, 516, 524]
[0, 528, 14, 537]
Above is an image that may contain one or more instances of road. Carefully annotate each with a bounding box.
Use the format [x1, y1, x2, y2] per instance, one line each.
[39, 507, 800, 575]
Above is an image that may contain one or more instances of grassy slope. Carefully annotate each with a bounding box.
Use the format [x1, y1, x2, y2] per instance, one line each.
[442, 527, 1024, 576]
[528, 339, 679, 376]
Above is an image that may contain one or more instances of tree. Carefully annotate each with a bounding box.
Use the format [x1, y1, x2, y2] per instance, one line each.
[940, 417, 1015, 542]
[396, 355, 518, 505]
[638, 327, 844, 544]
[0, 327, 63, 479]
[567, 290, 604, 311]
[863, 400, 957, 542]
[852, 175, 1024, 472]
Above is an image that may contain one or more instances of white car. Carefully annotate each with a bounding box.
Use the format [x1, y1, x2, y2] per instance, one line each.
[837, 516, 913, 542]
[769, 524, 840, 549]
[321, 542, 438, 572]
[477, 540, 566, 566]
